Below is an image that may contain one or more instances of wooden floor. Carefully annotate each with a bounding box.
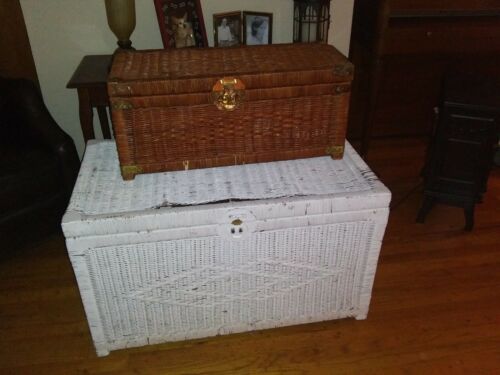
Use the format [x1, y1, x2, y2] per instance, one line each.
[1, 138, 499, 374]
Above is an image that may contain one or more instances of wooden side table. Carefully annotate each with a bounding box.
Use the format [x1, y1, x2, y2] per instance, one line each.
[67, 55, 113, 142]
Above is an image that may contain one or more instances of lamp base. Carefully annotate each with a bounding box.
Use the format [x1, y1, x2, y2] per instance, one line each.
[117, 40, 134, 50]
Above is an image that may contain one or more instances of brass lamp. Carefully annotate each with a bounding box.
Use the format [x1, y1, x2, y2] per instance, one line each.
[105, 0, 136, 49]
[293, 0, 331, 43]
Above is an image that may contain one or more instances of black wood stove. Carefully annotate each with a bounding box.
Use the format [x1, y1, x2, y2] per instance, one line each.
[417, 72, 499, 230]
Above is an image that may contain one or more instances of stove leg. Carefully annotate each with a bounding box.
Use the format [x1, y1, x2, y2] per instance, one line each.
[464, 203, 475, 231]
[416, 196, 434, 223]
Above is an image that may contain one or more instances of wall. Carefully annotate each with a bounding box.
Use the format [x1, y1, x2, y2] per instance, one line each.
[329, 0, 354, 57]
[21, 0, 354, 157]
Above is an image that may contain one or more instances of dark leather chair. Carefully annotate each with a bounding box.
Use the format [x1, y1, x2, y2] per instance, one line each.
[0, 77, 80, 249]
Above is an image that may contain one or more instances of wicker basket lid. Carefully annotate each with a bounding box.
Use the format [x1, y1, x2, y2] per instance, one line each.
[108, 43, 353, 97]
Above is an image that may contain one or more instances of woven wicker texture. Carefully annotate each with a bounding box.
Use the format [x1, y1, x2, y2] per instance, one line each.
[86, 221, 374, 346]
[107, 44, 353, 178]
[68, 140, 380, 215]
[108, 43, 353, 96]
[112, 92, 350, 175]
[63, 140, 391, 356]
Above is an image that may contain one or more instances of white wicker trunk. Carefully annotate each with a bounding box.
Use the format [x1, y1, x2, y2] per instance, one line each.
[62, 140, 391, 356]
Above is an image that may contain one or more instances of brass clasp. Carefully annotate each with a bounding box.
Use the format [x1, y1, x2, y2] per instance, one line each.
[212, 77, 245, 111]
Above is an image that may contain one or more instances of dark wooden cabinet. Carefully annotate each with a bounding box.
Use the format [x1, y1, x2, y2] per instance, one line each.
[417, 72, 499, 230]
[348, 0, 500, 155]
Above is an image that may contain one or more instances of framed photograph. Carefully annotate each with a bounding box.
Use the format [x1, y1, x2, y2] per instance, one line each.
[213, 11, 242, 47]
[243, 11, 273, 45]
[154, 0, 208, 48]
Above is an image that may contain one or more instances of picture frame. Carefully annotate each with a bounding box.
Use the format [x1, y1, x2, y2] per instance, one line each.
[154, 0, 208, 48]
[243, 11, 273, 45]
[213, 11, 242, 47]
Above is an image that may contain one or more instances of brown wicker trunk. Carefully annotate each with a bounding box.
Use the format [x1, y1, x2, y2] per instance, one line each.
[108, 43, 353, 180]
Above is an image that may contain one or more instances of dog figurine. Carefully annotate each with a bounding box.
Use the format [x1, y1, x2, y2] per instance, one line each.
[171, 13, 196, 48]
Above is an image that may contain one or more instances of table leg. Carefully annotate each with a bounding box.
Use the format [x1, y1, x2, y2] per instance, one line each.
[97, 106, 111, 139]
[77, 88, 95, 142]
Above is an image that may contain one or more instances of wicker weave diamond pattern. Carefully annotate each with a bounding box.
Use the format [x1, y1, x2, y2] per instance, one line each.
[128, 260, 341, 307]
[86, 222, 374, 343]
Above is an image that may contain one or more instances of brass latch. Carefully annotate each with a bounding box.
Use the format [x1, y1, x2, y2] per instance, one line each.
[212, 77, 245, 111]
[231, 219, 243, 226]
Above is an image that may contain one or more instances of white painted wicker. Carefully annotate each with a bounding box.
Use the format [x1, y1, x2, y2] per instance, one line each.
[62, 140, 391, 356]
